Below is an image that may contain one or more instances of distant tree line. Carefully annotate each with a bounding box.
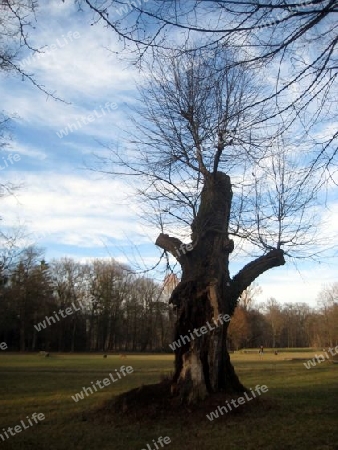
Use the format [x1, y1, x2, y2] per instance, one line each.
[0, 246, 337, 352]
[0, 246, 176, 352]
[228, 287, 338, 350]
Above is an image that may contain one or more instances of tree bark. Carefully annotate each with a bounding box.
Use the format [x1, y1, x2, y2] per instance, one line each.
[156, 171, 285, 404]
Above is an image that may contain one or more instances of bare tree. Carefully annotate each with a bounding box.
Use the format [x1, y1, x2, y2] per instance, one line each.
[0, 0, 57, 94]
[6, 246, 47, 351]
[317, 283, 338, 346]
[49, 258, 89, 352]
[80, 1, 338, 175]
[239, 283, 262, 311]
[98, 47, 320, 403]
[88, 259, 131, 351]
[263, 297, 285, 348]
[227, 306, 251, 350]
[281, 302, 312, 347]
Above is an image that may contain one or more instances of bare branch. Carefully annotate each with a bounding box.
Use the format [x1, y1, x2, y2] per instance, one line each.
[231, 248, 285, 302]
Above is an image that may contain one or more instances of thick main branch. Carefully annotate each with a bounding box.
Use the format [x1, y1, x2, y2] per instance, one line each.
[155, 233, 184, 260]
[231, 249, 285, 302]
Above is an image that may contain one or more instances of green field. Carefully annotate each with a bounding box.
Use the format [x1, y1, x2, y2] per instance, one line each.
[0, 350, 337, 450]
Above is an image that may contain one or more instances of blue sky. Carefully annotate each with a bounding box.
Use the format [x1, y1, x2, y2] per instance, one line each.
[0, 0, 337, 307]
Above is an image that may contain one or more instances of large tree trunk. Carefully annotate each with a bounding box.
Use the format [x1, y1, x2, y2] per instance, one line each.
[156, 171, 285, 404]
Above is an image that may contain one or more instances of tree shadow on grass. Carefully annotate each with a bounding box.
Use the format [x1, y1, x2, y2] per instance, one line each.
[88, 380, 278, 425]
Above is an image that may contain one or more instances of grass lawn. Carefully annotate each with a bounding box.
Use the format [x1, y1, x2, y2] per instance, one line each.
[0, 350, 337, 450]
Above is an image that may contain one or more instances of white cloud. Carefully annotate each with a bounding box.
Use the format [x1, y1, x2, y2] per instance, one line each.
[255, 263, 338, 307]
[1, 171, 150, 248]
[0, 2, 139, 140]
[7, 142, 48, 161]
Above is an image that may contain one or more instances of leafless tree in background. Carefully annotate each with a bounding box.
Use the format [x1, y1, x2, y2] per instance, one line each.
[0, 1, 62, 276]
[1, 251, 337, 352]
[81, 0, 338, 176]
[0, 0, 54, 93]
[317, 283, 338, 346]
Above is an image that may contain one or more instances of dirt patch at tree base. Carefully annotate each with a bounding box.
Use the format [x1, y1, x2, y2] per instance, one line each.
[88, 380, 278, 425]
